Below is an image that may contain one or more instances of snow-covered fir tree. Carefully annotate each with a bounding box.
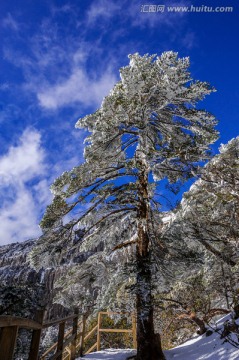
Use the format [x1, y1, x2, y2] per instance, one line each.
[31, 51, 218, 360]
[158, 136, 239, 345]
[163, 137, 239, 269]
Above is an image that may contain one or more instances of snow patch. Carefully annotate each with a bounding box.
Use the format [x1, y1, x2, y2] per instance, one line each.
[77, 349, 136, 360]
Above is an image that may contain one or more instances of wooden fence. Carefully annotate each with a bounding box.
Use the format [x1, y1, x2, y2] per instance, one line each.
[0, 309, 81, 360]
[40, 314, 86, 360]
[94, 311, 137, 353]
[43, 311, 136, 358]
[0, 311, 136, 360]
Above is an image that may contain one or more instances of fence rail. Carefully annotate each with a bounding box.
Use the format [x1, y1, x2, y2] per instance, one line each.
[0, 309, 80, 360]
[84, 311, 137, 354]
[40, 315, 85, 360]
[0, 316, 42, 330]
[0, 310, 137, 360]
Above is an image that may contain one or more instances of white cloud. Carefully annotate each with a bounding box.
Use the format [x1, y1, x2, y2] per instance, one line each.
[3, 1, 189, 113]
[37, 67, 117, 110]
[0, 128, 85, 245]
[3, 18, 118, 112]
[33, 179, 52, 208]
[0, 186, 42, 244]
[2, 0, 192, 116]
[0, 129, 51, 245]
[0, 129, 45, 181]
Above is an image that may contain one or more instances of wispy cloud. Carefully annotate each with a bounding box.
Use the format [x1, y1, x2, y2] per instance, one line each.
[2, 13, 19, 31]
[181, 31, 197, 49]
[86, 0, 121, 25]
[2, 0, 191, 113]
[3, 18, 118, 112]
[0, 104, 20, 124]
[50, 3, 74, 16]
[85, 0, 189, 29]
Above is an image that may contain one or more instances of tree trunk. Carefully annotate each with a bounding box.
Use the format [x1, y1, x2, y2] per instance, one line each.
[136, 162, 165, 360]
[233, 304, 239, 319]
[136, 248, 165, 360]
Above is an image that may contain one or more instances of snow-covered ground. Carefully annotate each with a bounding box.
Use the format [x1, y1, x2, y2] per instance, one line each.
[77, 348, 136, 360]
[164, 315, 239, 360]
[77, 315, 239, 360]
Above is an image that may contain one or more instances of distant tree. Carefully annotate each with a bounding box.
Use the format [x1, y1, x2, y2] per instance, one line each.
[31, 52, 218, 360]
[203, 251, 239, 314]
[161, 138, 239, 341]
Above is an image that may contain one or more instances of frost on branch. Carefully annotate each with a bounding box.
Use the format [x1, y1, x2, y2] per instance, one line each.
[162, 137, 239, 267]
[31, 51, 219, 360]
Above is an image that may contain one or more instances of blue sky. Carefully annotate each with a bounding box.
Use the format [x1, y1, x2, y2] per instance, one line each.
[0, 0, 238, 244]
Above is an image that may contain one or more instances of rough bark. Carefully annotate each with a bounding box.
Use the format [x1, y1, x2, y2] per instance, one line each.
[136, 165, 165, 360]
[136, 250, 165, 360]
[233, 304, 239, 319]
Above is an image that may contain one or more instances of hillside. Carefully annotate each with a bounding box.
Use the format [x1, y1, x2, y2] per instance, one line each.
[164, 314, 239, 360]
[76, 315, 239, 360]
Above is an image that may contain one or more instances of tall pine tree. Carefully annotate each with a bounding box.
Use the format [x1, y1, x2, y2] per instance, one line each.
[32, 52, 218, 360]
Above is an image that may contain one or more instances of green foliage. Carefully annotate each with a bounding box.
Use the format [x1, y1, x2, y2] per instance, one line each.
[158, 307, 196, 349]
[40, 195, 68, 230]
[83, 313, 134, 352]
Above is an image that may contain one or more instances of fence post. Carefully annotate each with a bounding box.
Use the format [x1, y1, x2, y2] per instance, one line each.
[28, 309, 45, 360]
[79, 313, 86, 357]
[132, 314, 137, 349]
[0, 326, 19, 360]
[56, 321, 66, 360]
[70, 309, 79, 360]
[97, 312, 101, 351]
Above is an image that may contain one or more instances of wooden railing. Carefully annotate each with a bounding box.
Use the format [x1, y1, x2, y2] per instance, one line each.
[83, 311, 137, 354]
[40, 314, 86, 360]
[0, 310, 137, 360]
[0, 309, 82, 360]
[42, 311, 136, 358]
